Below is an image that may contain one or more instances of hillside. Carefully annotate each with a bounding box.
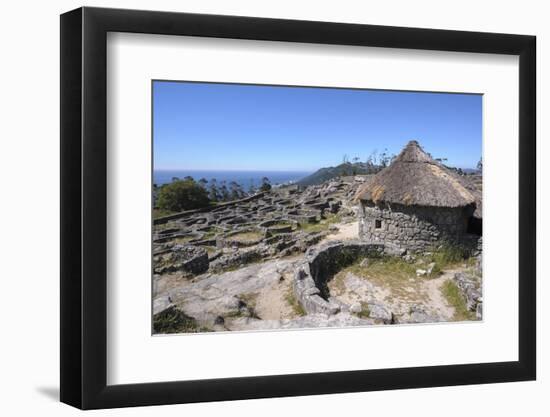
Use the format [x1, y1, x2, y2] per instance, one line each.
[296, 162, 374, 186]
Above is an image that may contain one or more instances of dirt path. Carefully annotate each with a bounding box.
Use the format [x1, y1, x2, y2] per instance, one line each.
[253, 269, 296, 320]
[324, 220, 359, 242]
[421, 271, 457, 321]
[328, 266, 462, 322]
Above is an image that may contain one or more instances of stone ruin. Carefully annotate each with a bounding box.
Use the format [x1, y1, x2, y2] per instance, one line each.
[358, 202, 481, 254]
[153, 165, 483, 331]
[153, 176, 365, 278]
[355, 140, 483, 254]
[292, 240, 482, 324]
[293, 241, 385, 316]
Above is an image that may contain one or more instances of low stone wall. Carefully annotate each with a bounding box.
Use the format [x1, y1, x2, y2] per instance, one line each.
[209, 245, 268, 273]
[292, 241, 385, 315]
[153, 245, 209, 276]
[453, 272, 483, 319]
[220, 228, 264, 248]
[153, 192, 267, 225]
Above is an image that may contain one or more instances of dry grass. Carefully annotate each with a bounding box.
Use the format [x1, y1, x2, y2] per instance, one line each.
[355, 302, 371, 319]
[270, 221, 293, 228]
[203, 246, 218, 256]
[348, 258, 420, 300]
[202, 226, 222, 239]
[371, 185, 385, 203]
[229, 231, 264, 242]
[153, 306, 211, 333]
[174, 236, 194, 244]
[298, 213, 341, 233]
[334, 246, 472, 296]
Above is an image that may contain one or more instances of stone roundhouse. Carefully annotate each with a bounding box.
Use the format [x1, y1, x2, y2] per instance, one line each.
[355, 140, 481, 253]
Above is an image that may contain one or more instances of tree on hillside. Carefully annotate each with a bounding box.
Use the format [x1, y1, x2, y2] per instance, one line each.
[157, 179, 210, 212]
[198, 178, 208, 189]
[208, 179, 219, 202]
[229, 181, 244, 200]
[219, 181, 230, 201]
[477, 157, 483, 172]
[259, 177, 272, 192]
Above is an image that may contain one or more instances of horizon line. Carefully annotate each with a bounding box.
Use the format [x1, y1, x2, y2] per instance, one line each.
[154, 168, 315, 172]
[153, 164, 478, 172]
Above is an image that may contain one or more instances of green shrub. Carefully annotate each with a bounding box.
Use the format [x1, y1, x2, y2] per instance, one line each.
[356, 302, 371, 319]
[157, 179, 210, 212]
[430, 244, 468, 267]
[153, 306, 210, 333]
[441, 280, 476, 321]
[421, 244, 471, 278]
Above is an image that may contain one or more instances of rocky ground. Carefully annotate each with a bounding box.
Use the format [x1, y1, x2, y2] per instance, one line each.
[152, 176, 482, 334]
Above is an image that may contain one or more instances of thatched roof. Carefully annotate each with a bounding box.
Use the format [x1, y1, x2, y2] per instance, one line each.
[355, 140, 477, 209]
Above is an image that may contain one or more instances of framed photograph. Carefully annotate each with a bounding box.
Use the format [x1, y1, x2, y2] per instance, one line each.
[60, 7, 536, 409]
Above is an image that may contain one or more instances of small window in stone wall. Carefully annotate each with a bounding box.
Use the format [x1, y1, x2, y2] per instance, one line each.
[375, 219, 382, 229]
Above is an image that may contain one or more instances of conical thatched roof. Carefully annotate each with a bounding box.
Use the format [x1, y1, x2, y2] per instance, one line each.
[355, 140, 477, 208]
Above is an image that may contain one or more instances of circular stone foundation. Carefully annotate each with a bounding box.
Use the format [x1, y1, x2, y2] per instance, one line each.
[293, 241, 385, 315]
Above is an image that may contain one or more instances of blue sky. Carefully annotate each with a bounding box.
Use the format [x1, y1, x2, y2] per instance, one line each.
[153, 81, 482, 171]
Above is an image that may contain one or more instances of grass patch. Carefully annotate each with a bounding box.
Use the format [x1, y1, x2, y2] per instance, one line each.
[348, 256, 417, 282]
[229, 231, 264, 242]
[327, 269, 348, 296]
[335, 256, 421, 299]
[298, 214, 341, 233]
[203, 246, 218, 256]
[428, 262, 442, 277]
[428, 245, 469, 269]
[239, 292, 258, 310]
[153, 306, 211, 333]
[174, 236, 194, 244]
[284, 288, 306, 317]
[268, 227, 294, 235]
[441, 280, 476, 321]
[408, 244, 475, 278]
[298, 222, 329, 233]
[270, 221, 292, 228]
[356, 302, 371, 319]
[201, 227, 221, 239]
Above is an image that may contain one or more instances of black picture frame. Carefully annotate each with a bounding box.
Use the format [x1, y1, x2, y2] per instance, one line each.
[60, 6, 536, 410]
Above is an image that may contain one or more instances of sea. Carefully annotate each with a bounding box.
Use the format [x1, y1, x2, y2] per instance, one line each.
[153, 170, 311, 189]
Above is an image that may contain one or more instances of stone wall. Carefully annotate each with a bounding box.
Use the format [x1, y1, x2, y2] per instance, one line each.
[153, 192, 267, 225]
[358, 201, 475, 253]
[293, 241, 385, 315]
